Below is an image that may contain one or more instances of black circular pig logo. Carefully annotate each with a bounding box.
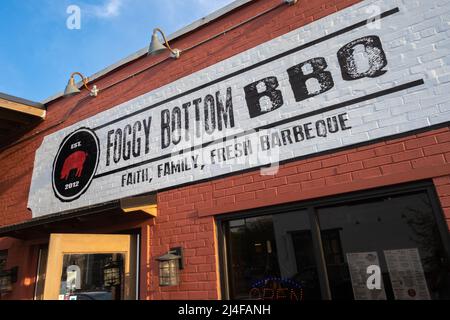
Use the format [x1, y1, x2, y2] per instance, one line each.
[52, 128, 100, 202]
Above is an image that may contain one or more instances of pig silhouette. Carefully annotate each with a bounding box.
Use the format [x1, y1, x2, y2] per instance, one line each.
[60, 151, 88, 180]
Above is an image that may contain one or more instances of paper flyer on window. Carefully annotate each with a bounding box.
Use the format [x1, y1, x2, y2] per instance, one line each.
[346, 252, 387, 300]
[384, 248, 431, 300]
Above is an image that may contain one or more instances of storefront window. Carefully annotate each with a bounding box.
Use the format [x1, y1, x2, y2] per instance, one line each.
[317, 191, 450, 300]
[222, 186, 450, 300]
[225, 211, 322, 300]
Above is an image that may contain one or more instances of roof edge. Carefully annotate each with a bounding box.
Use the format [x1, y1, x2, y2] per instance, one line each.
[0, 92, 46, 110]
[42, 0, 254, 105]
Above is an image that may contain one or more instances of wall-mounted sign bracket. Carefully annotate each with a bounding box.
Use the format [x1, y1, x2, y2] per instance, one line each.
[120, 194, 158, 217]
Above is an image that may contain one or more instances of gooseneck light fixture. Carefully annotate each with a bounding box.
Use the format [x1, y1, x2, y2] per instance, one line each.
[59, 0, 297, 101]
[64, 72, 99, 97]
[148, 28, 181, 59]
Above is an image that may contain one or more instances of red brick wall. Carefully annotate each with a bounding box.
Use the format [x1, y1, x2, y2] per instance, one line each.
[143, 216, 219, 300]
[173, 126, 450, 230]
[0, 238, 39, 300]
[148, 126, 450, 299]
[2, 0, 450, 300]
[434, 174, 450, 227]
[1, 0, 361, 227]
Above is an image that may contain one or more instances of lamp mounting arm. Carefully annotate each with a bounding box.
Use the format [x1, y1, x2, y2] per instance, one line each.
[70, 72, 99, 97]
[70, 72, 90, 91]
[153, 28, 181, 59]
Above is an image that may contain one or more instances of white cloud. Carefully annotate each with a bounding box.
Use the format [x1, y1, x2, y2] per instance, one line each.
[88, 0, 123, 18]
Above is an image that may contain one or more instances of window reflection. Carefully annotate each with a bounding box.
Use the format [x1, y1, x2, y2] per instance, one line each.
[60, 254, 125, 300]
[317, 191, 450, 300]
[0, 251, 6, 272]
[224, 189, 450, 300]
[226, 211, 322, 300]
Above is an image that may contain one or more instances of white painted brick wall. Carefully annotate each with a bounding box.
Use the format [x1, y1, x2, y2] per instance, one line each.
[28, 0, 450, 217]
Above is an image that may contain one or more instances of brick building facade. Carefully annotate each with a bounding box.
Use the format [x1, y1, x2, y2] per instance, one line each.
[0, 0, 449, 300]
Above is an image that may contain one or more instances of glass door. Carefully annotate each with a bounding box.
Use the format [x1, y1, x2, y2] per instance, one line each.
[43, 234, 137, 300]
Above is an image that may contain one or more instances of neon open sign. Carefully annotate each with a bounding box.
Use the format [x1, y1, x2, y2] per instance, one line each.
[249, 277, 304, 301]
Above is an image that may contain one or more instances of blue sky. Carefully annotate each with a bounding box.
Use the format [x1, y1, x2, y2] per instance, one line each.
[0, 0, 234, 102]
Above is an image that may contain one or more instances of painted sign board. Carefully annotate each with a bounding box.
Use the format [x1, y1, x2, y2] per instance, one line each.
[28, 0, 450, 217]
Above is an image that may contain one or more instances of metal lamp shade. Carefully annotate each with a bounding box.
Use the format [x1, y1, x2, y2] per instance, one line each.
[148, 33, 168, 56]
[63, 78, 81, 97]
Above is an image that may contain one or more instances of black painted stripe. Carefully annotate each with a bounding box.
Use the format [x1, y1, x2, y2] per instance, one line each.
[93, 79, 424, 179]
[92, 7, 400, 131]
